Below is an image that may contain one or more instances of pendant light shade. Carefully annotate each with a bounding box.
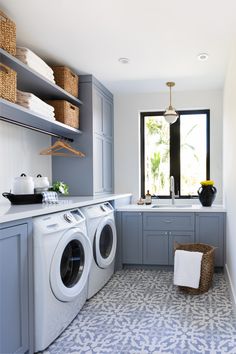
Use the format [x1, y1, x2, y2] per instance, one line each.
[164, 82, 179, 124]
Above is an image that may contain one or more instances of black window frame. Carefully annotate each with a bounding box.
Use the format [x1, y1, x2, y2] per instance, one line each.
[140, 109, 210, 199]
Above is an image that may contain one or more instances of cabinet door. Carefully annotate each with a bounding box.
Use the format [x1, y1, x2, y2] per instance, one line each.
[103, 98, 113, 138]
[0, 224, 29, 354]
[103, 138, 113, 193]
[168, 231, 195, 265]
[143, 231, 169, 265]
[122, 213, 142, 264]
[195, 213, 225, 267]
[94, 134, 104, 194]
[93, 90, 103, 135]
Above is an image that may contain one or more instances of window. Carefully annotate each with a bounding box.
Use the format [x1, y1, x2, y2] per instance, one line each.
[140, 110, 210, 198]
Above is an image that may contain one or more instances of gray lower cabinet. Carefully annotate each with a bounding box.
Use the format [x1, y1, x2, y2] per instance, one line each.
[122, 212, 142, 264]
[195, 213, 225, 267]
[143, 213, 195, 265]
[120, 211, 225, 267]
[168, 231, 195, 265]
[143, 231, 169, 265]
[0, 221, 32, 354]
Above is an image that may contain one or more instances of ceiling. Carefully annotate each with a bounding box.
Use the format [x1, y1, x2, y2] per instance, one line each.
[1, 0, 236, 94]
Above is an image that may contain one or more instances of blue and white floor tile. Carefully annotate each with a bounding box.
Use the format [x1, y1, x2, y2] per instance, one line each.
[42, 269, 236, 354]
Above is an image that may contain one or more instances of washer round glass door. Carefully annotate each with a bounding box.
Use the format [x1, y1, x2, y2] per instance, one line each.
[50, 228, 92, 302]
[94, 217, 117, 269]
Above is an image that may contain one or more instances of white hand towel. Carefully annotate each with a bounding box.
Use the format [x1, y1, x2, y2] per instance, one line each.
[174, 250, 203, 288]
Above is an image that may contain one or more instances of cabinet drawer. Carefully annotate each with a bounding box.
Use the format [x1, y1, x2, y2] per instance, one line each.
[143, 213, 195, 231]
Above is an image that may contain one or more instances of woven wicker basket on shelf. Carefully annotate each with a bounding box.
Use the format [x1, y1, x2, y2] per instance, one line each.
[0, 10, 16, 55]
[174, 242, 215, 294]
[0, 63, 17, 102]
[47, 100, 79, 129]
[52, 66, 79, 98]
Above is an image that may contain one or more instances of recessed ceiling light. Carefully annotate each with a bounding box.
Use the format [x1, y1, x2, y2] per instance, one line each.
[118, 57, 130, 64]
[197, 53, 209, 61]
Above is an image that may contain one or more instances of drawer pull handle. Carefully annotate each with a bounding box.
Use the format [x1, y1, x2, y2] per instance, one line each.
[164, 219, 172, 223]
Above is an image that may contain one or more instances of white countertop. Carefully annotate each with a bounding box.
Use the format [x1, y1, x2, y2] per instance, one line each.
[0, 194, 132, 224]
[117, 203, 226, 212]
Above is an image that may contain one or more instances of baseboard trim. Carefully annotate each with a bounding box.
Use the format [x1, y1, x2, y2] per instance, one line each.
[224, 264, 236, 308]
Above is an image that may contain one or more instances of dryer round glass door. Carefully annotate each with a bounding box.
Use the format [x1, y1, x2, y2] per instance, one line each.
[94, 217, 117, 268]
[50, 229, 92, 302]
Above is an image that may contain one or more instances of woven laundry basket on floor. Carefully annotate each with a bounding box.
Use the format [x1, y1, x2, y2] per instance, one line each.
[174, 243, 215, 294]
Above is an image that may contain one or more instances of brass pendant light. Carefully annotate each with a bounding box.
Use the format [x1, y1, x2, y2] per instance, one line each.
[164, 82, 179, 124]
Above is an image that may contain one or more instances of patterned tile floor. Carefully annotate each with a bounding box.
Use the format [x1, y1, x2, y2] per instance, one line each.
[42, 269, 236, 354]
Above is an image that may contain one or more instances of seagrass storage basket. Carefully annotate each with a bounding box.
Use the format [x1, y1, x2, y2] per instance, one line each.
[0, 10, 16, 55]
[47, 100, 79, 129]
[0, 63, 17, 102]
[52, 66, 79, 98]
[174, 242, 215, 294]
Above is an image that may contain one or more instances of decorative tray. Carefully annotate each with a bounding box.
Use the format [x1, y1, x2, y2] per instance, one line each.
[2, 192, 43, 205]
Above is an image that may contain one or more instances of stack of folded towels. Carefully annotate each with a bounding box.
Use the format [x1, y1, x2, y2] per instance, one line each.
[16, 47, 55, 83]
[17, 90, 55, 120]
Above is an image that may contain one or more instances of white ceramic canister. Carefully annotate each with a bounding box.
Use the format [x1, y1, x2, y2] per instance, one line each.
[12, 173, 34, 194]
[34, 174, 50, 189]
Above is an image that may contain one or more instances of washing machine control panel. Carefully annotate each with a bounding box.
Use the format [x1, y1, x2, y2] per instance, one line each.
[63, 212, 74, 223]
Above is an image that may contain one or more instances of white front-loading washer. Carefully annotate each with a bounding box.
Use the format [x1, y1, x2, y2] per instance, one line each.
[81, 202, 117, 299]
[33, 209, 92, 352]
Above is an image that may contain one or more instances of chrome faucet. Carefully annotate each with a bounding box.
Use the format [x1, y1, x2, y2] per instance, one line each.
[170, 176, 175, 205]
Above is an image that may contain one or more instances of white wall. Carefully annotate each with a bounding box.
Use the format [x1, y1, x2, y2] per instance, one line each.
[0, 121, 51, 202]
[223, 47, 236, 302]
[114, 89, 223, 202]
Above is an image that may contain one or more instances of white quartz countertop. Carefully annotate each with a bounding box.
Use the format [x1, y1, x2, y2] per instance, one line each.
[116, 203, 226, 212]
[0, 194, 132, 224]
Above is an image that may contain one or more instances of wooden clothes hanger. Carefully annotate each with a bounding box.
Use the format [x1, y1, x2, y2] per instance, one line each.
[40, 140, 85, 157]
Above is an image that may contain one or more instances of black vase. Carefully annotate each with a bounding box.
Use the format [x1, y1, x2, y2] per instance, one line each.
[198, 185, 217, 207]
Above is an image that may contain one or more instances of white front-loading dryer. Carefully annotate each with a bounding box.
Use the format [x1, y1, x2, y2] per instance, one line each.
[33, 209, 92, 352]
[81, 202, 117, 299]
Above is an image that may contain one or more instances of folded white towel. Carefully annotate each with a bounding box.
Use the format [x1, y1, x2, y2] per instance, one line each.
[16, 47, 54, 76]
[17, 90, 55, 112]
[17, 102, 55, 119]
[16, 54, 55, 83]
[16, 90, 55, 119]
[174, 250, 203, 289]
[16, 54, 55, 78]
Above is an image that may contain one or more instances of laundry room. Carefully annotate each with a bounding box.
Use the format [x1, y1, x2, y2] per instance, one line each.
[0, 1, 236, 353]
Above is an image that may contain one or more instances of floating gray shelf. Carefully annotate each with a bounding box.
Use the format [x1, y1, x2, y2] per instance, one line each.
[0, 48, 82, 107]
[0, 99, 81, 141]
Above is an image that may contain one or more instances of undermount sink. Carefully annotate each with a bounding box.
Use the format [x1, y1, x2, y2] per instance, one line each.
[151, 204, 192, 209]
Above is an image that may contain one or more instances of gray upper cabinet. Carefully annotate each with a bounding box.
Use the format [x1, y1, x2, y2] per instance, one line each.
[122, 212, 142, 264]
[195, 213, 225, 267]
[103, 98, 113, 138]
[52, 75, 114, 195]
[93, 91, 113, 139]
[0, 221, 32, 354]
[93, 90, 103, 135]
